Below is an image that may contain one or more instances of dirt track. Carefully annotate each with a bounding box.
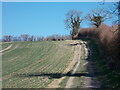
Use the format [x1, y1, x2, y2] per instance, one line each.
[83, 43, 100, 88]
[65, 40, 100, 88]
[48, 40, 100, 88]
[47, 40, 81, 88]
[65, 41, 81, 88]
[0, 44, 12, 53]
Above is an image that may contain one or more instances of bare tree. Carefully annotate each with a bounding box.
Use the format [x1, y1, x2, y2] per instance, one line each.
[12, 36, 19, 42]
[29, 36, 36, 41]
[86, 8, 111, 28]
[37, 36, 44, 41]
[3, 35, 13, 42]
[21, 34, 29, 41]
[114, 1, 120, 30]
[65, 10, 83, 39]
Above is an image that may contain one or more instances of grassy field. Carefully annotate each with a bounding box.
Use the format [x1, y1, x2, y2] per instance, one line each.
[3, 39, 120, 88]
[2, 41, 76, 88]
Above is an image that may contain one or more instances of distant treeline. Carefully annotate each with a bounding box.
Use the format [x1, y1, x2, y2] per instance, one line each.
[1, 34, 71, 42]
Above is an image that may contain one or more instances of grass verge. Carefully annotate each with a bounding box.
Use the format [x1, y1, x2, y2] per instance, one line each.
[81, 38, 120, 88]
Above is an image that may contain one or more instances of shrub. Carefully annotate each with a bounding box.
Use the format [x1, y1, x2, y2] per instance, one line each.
[78, 23, 120, 69]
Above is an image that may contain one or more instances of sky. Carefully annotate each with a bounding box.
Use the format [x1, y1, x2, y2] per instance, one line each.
[2, 2, 115, 37]
[1, 0, 119, 2]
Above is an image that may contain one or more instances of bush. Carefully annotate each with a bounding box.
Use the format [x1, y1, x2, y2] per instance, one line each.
[78, 23, 120, 69]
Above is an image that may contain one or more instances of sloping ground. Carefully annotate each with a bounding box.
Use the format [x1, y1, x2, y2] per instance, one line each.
[48, 40, 81, 88]
[2, 42, 12, 50]
[65, 42, 81, 88]
[2, 40, 102, 88]
[67, 41, 100, 88]
[0, 44, 12, 53]
[2, 41, 76, 88]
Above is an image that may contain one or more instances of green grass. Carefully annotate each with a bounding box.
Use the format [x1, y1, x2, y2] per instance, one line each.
[3, 39, 120, 88]
[59, 77, 69, 88]
[2, 41, 74, 88]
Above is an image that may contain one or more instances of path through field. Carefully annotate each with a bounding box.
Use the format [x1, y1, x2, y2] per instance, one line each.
[48, 41, 81, 88]
[2, 41, 76, 88]
[2, 40, 100, 88]
[65, 41, 81, 88]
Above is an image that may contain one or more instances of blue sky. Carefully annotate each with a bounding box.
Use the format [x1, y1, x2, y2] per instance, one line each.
[2, 2, 114, 37]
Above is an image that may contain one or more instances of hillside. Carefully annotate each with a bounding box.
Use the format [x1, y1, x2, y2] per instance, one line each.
[2, 40, 83, 88]
[2, 40, 119, 88]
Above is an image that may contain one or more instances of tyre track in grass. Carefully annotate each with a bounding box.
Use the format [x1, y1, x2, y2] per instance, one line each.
[0, 44, 12, 53]
[3, 41, 73, 88]
[47, 40, 81, 88]
[65, 41, 82, 88]
[65, 40, 100, 88]
[1, 44, 19, 55]
[2, 42, 54, 81]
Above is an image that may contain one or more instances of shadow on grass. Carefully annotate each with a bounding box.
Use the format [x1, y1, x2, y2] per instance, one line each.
[66, 42, 82, 46]
[15, 72, 94, 79]
[15, 40, 93, 80]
